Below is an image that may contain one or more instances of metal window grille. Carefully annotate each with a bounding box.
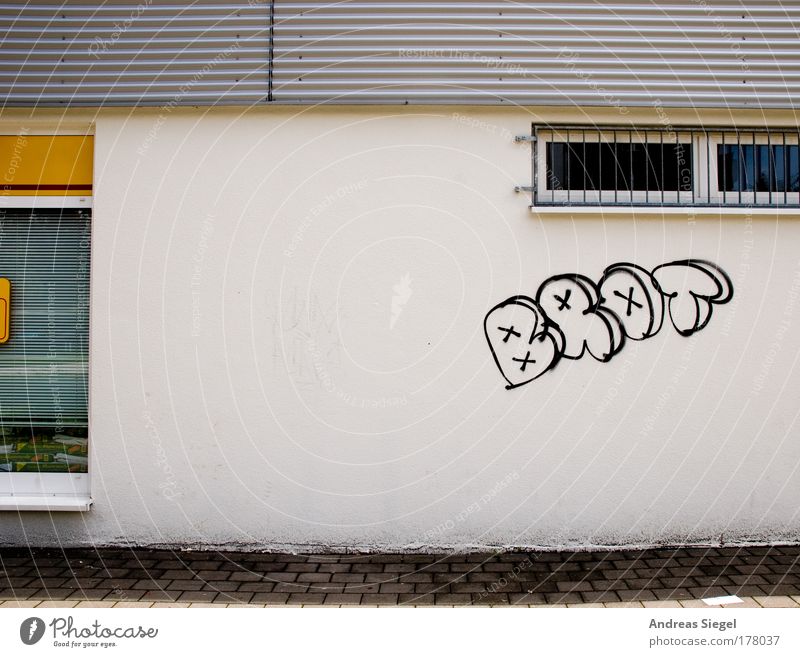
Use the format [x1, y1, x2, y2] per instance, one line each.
[527, 126, 800, 208]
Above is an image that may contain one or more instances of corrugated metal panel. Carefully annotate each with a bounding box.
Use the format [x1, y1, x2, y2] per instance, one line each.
[272, 0, 800, 107]
[3, 1, 800, 107]
[0, 1, 270, 106]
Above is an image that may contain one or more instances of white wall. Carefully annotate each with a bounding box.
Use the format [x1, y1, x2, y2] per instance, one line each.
[2, 105, 800, 550]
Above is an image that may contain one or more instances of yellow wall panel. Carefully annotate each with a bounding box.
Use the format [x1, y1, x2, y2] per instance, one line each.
[1, 135, 93, 196]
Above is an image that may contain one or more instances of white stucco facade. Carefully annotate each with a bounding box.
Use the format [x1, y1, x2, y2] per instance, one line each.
[1, 105, 799, 551]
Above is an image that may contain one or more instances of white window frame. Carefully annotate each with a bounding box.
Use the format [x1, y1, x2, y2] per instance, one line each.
[0, 135, 93, 512]
[706, 131, 800, 207]
[528, 126, 800, 214]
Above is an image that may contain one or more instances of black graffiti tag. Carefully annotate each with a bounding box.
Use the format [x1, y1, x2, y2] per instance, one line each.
[485, 259, 733, 389]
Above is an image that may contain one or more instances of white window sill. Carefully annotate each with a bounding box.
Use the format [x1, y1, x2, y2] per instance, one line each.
[0, 496, 92, 512]
[0, 195, 92, 209]
[530, 205, 800, 215]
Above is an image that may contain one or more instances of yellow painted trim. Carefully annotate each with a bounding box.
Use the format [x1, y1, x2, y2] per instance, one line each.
[1, 135, 93, 196]
[0, 278, 9, 344]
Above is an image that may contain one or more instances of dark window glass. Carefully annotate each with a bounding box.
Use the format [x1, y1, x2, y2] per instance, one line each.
[718, 143, 800, 193]
[547, 141, 692, 192]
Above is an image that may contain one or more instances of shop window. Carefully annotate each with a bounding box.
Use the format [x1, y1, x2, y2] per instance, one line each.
[0, 134, 92, 510]
[0, 210, 90, 468]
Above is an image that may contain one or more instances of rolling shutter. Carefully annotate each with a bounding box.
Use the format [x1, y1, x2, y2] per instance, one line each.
[0, 0, 270, 106]
[2, 1, 799, 109]
[272, 0, 800, 107]
[0, 211, 90, 427]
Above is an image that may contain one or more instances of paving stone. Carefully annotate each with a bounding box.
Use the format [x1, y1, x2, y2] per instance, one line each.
[273, 583, 308, 593]
[725, 584, 768, 597]
[693, 576, 734, 587]
[753, 596, 799, 608]
[508, 593, 547, 605]
[286, 563, 319, 573]
[288, 593, 326, 605]
[592, 580, 628, 591]
[617, 590, 658, 602]
[303, 581, 343, 592]
[722, 598, 761, 608]
[379, 583, 414, 593]
[660, 577, 696, 588]
[735, 565, 772, 575]
[1, 577, 34, 587]
[398, 593, 435, 606]
[448, 563, 477, 573]
[351, 564, 384, 573]
[419, 564, 449, 573]
[194, 571, 230, 581]
[2, 546, 799, 608]
[435, 593, 472, 605]
[215, 592, 255, 604]
[317, 564, 352, 573]
[324, 594, 362, 605]
[556, 581, 593, 592]
[361, 594, 400, 605]
[759, 585, 800, 597]
[403, 555, 438, 563]
[580, 591, 620, 603]
[688, 586, 729, 599]
[414, 583, 444, 594]
[273, 555, 307, 563]
[133, 579, 173, 591]
[250, 593, 289, 605]
[471, 593, 509, 605]
[188, 561, 222, 570]
[66, 590, 113, 601]
[166, 580, 205, 591]
[451, 582, 493, 593]
[349, 583, 380, 593]
[678, 599, 710, 607]
[653, 588, 695, 600]
[329, 573, 364, 583]
[229, 572, 268, 582]
[75, 601, 117, 608]
[31, 588, 73, 601]
[545, 592, 583, 605]
[140, 591, 182, 602]
[178, 591, 219, 603]
[297, 573, 332, 583]
[162, 569, 196, 580]
[235, 582, 274, 592]
[103, 590, 146, 602]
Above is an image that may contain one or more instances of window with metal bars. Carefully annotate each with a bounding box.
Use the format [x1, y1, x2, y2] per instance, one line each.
[528, 126, 800, 208]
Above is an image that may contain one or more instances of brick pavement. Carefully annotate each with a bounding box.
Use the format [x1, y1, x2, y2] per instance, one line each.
[1, 545, 798, 607]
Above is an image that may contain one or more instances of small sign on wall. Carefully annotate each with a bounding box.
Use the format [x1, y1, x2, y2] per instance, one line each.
[0, 278, 9, 343]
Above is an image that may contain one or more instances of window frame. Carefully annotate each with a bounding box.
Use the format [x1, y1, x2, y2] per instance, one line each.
[707, 131, 800, 207]
[529, 125, 800, 211]
[0, 194, 92, 512]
